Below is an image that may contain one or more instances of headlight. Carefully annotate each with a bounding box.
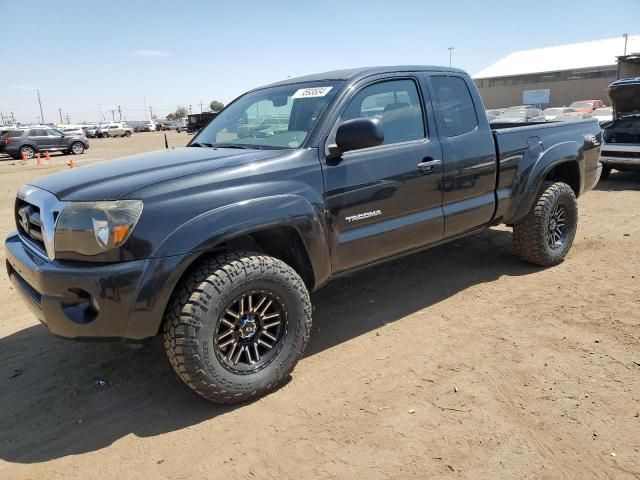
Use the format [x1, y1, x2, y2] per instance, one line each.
[55, 200, 143, 256]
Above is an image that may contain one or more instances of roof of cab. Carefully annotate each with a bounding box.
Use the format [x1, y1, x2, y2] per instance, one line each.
[263, 65, 467, 88]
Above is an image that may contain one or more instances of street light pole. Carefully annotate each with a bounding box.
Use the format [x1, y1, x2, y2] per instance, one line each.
[58, 108, 63, 124]
[37, 89, 45, 124]
[448, 47, 454, 67]
[623, 33, 628, 56]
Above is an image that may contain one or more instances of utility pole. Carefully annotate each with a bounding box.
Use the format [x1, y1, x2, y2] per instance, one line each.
[58, 108, 63, 123]
[37, 89, 45, 124]
[111, 110, 116, 122]
[448, 47, 454, 67]
[199, 100, 204, 113]
[65, 114, 71, 124]
[10, 112, 15, 123]
[143, 96, 147, 120]
[188, 104, 192, 114]
[623, 33, 629, 56]
[117, 105, 122, 121]
[0, 113, 5, 124]
[149, 106, 153, 120]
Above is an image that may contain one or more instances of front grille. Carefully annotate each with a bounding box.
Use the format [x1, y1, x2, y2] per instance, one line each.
[601, 150, 640, 159]
[15, 198, 46, 254]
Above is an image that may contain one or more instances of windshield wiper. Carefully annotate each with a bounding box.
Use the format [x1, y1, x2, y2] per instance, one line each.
[209, 143, 254, 149]
[188, 141, 213, 148]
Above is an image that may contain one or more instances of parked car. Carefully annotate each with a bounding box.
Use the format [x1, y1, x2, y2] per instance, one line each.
[494, 106, 545, 123]
[592, 107, 613, 124]
[554, 112, 593, 122]
[569, 100, 606, 113]
[543, 107, 577, 121]
[60, 126, 85, 136]
[134, 121, 157, 132]
[600, 77, 640, 179]
[156, 123, 172, 131]
[2, 127, 89, 159]
[84, 125, 102, 138]
[98, 123, 132, 138]
[5, 66, 602, 404]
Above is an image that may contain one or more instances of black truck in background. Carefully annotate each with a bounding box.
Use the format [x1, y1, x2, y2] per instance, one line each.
[6, 66, 602, 404]
[187, 111, 219, 133]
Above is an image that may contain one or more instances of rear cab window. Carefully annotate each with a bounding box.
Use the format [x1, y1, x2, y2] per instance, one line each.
[430, 76, 478, 137]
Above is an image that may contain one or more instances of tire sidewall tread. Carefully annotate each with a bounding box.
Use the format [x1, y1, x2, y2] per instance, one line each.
[513, 181, 578, 267]
[163, 252, 312, 404]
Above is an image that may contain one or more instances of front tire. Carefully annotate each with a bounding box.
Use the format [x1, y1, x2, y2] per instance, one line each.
[163, 252, 312, 404]
[600, 165, 612, 180]
[70, 142, 85, 155]
[513, 181, 578, 266]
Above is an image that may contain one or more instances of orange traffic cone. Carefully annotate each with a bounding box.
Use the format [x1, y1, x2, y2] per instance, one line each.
[69, 159, 75, 169]
[45, 151, 51, 161]
[36, 154, 43, 165]
[21, 152, 27, 164]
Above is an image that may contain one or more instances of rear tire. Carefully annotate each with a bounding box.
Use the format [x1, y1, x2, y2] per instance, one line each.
[513, 181, 578, 266]
[124, 131, 131, 137]
[19, 145, 35, 159]
[163, 252, 312, 404]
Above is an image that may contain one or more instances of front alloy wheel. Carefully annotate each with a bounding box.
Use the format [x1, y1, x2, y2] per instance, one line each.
[163, 252, 312, 404]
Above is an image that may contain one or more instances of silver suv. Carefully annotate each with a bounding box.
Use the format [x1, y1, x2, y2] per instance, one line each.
[98, 123, 132, 138]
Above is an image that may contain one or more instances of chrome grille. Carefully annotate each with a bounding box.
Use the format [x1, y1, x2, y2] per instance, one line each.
[16, 199, 46, 253]
[15, 186, 68, 260]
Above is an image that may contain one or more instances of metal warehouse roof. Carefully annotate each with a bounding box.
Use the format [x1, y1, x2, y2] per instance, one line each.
[474, 35, 640, 79]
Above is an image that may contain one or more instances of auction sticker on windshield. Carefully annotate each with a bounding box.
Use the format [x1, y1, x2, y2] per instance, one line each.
[292, 86, 333, 99]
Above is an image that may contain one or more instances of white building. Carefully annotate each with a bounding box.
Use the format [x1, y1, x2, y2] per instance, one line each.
[474, 35, 640, 109]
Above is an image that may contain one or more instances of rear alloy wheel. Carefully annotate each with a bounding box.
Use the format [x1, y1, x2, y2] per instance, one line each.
[19, 146, 35, 159]
[124, 131, 131, 137]
[513, 181, 578, 266]
[71, 142, 85, 155]
[102, 132, 109, 138]
[163, 252, 312, 404]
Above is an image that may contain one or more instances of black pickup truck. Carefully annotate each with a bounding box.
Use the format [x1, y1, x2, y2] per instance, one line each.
[6, 66, 602, 404]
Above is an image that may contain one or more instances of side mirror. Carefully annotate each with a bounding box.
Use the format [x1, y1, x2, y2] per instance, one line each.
[330, 118, 384, 159]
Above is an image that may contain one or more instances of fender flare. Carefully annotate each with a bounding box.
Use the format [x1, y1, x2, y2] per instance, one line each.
[152, 194, 331, 288]
[508, 140, 582, 224]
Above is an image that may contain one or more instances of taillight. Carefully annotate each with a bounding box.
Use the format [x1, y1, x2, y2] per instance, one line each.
[4, 137, 11, 144]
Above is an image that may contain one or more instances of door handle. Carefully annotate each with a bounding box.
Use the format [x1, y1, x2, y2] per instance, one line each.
[417, 159, 441, 173]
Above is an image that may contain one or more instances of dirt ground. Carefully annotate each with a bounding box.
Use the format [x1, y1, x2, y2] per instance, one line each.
[0, 132, 638, 479]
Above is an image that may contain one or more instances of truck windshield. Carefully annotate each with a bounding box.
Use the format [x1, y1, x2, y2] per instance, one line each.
[193, 81, 344, 149]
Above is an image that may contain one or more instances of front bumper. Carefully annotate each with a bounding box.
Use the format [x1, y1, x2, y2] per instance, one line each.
[5, 232, 197, 341]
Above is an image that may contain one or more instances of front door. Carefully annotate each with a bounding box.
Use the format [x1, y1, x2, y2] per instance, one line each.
[323, 77, 444, 273]
[45, 128, 65, 151]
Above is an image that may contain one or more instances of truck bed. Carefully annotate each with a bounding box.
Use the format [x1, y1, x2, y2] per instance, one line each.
[490, 119, 603, 225]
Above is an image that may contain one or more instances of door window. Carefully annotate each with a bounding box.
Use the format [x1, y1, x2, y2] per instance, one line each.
[430, 76, 478, 137]
[29, 129, 46, 136]
[340, 79, 426, 145]
[46, 129, 63, 136]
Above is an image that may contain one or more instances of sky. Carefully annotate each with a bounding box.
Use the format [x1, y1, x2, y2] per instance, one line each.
[0, 0, 638, 124]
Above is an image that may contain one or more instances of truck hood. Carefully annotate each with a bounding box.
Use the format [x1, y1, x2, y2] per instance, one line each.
[30, 147, 284, 201]
[609, 77, 640, 117]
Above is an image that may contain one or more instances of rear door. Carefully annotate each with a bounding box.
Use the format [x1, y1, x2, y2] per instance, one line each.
[28, 128, 49, 150]
[426, 74, 497, 238]
[323, 76, 444, 272]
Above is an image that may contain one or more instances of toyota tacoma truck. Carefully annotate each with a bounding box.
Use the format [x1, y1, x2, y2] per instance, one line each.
[599, 77, 640, 179]
[5, 66, 602, 404]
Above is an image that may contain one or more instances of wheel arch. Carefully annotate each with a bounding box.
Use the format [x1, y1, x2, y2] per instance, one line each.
[509, 141, 583, 224]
